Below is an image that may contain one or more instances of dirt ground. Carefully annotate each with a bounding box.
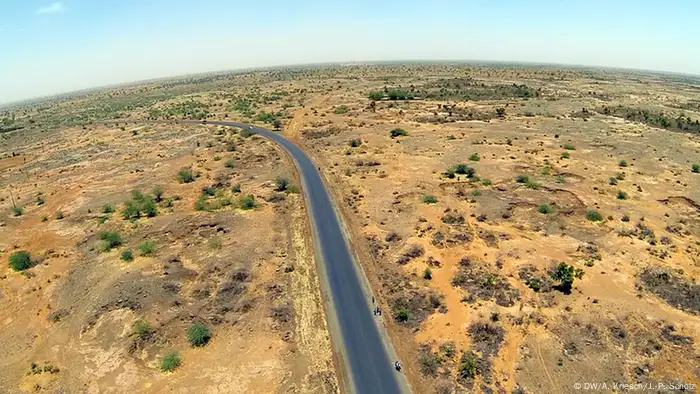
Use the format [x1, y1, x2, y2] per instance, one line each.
[0, 122, 337, 393]
[3, 63, 700, 394]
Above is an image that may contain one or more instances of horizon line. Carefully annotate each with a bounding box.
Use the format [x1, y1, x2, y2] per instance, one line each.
[2, 58, 699, 109]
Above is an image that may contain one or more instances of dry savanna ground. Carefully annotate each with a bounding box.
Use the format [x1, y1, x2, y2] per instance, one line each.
[0, 121, 337, 393]
[3, 63, 700, 394]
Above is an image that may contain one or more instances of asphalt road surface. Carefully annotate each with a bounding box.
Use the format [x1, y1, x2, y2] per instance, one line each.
[209, 121, 406, 394]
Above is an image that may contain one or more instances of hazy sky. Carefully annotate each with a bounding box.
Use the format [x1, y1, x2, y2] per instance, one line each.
[1, 0, 698, 104]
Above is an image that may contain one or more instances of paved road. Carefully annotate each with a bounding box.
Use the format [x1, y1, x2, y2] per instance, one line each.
[208, 121, 406, 394]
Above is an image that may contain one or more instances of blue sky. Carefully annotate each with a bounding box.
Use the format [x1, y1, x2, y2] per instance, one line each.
[1, 0, 698, 104]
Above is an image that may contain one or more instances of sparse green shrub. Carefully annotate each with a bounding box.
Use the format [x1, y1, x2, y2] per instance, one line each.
[423, 195, 438, 204]
[563, 144, 575, 150]
[177, 167, 195, 183]
[208, 236, 222, 250]
[121, 200, 140, 220]
[226, 141, 237, 151]
[617, 191, 628, 200]
[608, 177, 618, 185]
[525, 180, 541, 190]
[471, 189, 482, 197]
[160, 351, 182, 372]
[459, 352, 478, 379]
[231, 184, 241, 193]
[585, 209, 603, 222]
[55, 211, 64, 220]
[225, 159, 235, 168]
[99, 231, 122, 252]
[138, 241, 155, 256]
[194, 196, 207, 211]
[202, 187, 216, 197]
[9, 251, 32, 271]
[348, 138, 362, 147]
[36, 195, 45, 206]
[692, 164, 699, 173]
[121, 250, 133, 261]
[131, 190, 145, 202]
[621, 214, 630, 222]
[556, 175, 565, 184]
[481, 179, 492, 186]
[240, 127, 255, 138]
[152, 186, 164, 202]
[449, 163, 476, 178]
[561, 152, 570, 159]
[423, 268, 433, 280]
[213, 156, 221, 161]
[133, 319, 152, 338]
[239, 194, 256, 210]
[187, 322, 211, 347]
[515, 175, 529, 183]
[469, 153, 480, 161]
[395, 308, 410, 322]
[538, 204, 553, 214]
[334, 105, 348, 114]
[11, 206, 23, 216]
[102, 204, 115, 214]
[541, 166, 551, 175]
[275, 176, 290, 191]
[41, 215, 48, 222]
[390, 128, 408, 138]
[616, 172, 626, 180]
[618, 159, 628, 167]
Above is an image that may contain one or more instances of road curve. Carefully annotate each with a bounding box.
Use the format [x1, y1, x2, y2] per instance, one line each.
[208, 121, 407, 394]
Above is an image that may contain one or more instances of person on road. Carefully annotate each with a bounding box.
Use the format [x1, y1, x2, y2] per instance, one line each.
[372, 296, 375, 304]
[395, 361, 401, 371]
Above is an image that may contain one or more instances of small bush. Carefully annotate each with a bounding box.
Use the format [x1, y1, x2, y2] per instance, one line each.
[618, 159, 628, 167]
[160, 351, 182, 372]
[152, 186, 164, 202]
[239, 194, 256, 210]
[525, 180, 541, 190]
[538, 204, 553, 214]
[585, 209, 603, 222]
[423, 268, 433, 280]
[692, 164, 699, 173]
[561, 152, 570, 159]
[202, 187, 216, 197]
[138, 241, 155, 256]
[481, 179, 492, 186]
[515, 175, 529, 183]
[616, 172, 626, 180]
[389, 128, 408, 138]
[11, 206, 23, 216]
[334, 105, 348, 114]
[449, 163, 476, 178]
[9, 251, 32, 271]
[348, 138, 362, 147]
[194, 196, 207, 211]
[395, 308, 410, 322]
[563, 144, 575, 150]
[133, 319, 152, 338]
[617, 191, 628, 200]
[621, 214, 630, 222]
[55, 211, 64, 220]
[102, 204, 115, 214]
[231, 183, 241, 193]
[213, 155, 221, 161]
[423, 195, 438, 204]
[36, 195, 45, 206]
[275, 176, 290, 191]
[99, 231, 123, 251]
[469, 153, 480, 161]
[556, 175, 565, 184]
[177, 167, 195, 183]
[608, 177, 618, 185]
[225, 159, 235, 168]
[187, 322, 211, 347]
[459, 352, 478, 379]
[41, 215, 48, 222]
[471, 189, 481, 197]
[121, 250, 133, 261]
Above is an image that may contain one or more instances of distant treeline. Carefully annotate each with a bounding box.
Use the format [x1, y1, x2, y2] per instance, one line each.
[368, 78, 539, 102]
[595, 105, 700, 133]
